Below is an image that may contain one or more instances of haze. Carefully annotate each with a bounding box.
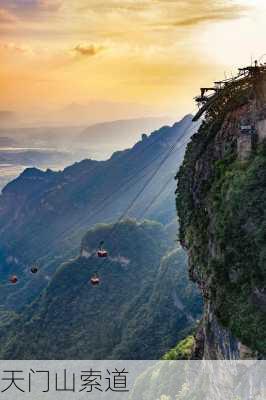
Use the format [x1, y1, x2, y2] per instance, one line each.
[1, 0, 266, 126]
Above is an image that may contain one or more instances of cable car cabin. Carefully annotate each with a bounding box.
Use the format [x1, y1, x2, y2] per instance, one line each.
[97, 241, 108, 258]
[97, 249, 108, 258]
[90, 275, 100, 286]
[240, 125, 256, 135]
[30, 265, 38, 274]
[10, 275, 18, 284]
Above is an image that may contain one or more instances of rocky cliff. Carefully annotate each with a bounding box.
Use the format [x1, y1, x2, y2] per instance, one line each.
[176, 67, 266, 359]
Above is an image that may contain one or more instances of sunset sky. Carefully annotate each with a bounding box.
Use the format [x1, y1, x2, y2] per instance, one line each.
[1, 0, 266, 123]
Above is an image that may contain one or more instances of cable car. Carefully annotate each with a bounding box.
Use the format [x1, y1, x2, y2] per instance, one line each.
[97, 249, 108, 258]
[30, 265, 38, 274]
[90, 273, 100, 286]
[97, 241, 108, 258]
[10, 275, 18, 284]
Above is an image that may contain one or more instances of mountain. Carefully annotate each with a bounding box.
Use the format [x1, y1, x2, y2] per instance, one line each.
[48, 101, 171, 126]
[0, 147, 73, 190]
[176, 68, 266, 358]
[0, 148, 73, 191]
[0, 126, 85, 190]
[0, 220, 202, 359]
[0, 115, 198, 310]
[79, 117, 175, 158]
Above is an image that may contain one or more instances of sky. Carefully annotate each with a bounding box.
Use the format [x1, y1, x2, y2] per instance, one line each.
[0, 0, 266, 124]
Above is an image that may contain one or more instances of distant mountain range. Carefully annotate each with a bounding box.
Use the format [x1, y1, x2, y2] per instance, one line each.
[0, 116, 175, 159]
[0, 113, 203, 360]
[6, 101, 173, 127]
[0, 115, 198, 311]
[45, 101, 173, 126]
[0, 220, 202, 359]
[79, 117, 176, 158]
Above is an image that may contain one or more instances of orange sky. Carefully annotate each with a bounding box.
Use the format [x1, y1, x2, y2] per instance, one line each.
[0, 0, 266, 122]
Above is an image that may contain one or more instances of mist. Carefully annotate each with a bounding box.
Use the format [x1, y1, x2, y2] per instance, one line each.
[0, 101, 176, 190]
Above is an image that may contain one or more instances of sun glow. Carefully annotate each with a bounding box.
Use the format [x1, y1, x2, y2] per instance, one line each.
[0, 0, 265, 123]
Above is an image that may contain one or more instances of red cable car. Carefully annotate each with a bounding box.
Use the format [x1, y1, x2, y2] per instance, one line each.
[97, 241, 108, 258]
[90, 274, 100, 286]
[10, 275, 18, 284]
[97, 249, 108, 258]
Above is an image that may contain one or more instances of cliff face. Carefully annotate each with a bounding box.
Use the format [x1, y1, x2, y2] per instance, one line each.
[176, 73, 266, 359]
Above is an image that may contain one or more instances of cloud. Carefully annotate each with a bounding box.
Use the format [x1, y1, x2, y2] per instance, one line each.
[0, 42, 33, 55]
[0, 7, 17, 22]
[148, 1, 247, 30]
[72, 43, 105, 57]
[78, 0, 150, 13]
[78, 0, 246, 16]
[36, 0, 62, 11]
[169, 12, 242, 28]
[0, 0, 62, 14]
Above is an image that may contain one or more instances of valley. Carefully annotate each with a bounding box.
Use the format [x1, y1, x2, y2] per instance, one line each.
[0, 114, 202, 359]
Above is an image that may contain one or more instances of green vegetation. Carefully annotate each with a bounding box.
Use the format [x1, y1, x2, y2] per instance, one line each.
[0, 220, 202, 359]
[209, 145, 266, 352]
[177, 108, 266, 355]
[163, 335, 195, 360]
[0, 115, 195, 310]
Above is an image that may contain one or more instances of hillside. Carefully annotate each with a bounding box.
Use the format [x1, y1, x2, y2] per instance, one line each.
[79, 117, 175, 158]
[176, 66, 266, 358]
[0, 220, 202, 359]
[0, 115, 198, 310]
[0, 148, 73, 190]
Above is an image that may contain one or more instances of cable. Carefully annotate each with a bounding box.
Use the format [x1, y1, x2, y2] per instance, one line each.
[23, 116, 195, 264]
[48, 120, 192, 266]
[114, 119, 194, 223]
[91, 118, 196, 275]
[258, 53, 266, 63]
[137, 173, 175, 221]
[4, 113, 197, 290]
[11, 118, 191, 263]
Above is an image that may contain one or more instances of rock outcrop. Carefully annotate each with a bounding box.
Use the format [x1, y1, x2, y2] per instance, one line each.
[176, 69, 266, 359]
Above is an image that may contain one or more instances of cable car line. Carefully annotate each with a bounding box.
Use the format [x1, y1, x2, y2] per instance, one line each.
[30, 140, 180, 264]
[29, 116, 195, 268]
[15, 118, 192, 264]
[61, 136, 187, 244]
[89, 120, 197, 285]
[12, 116, 195, 287]
[137, 174, 175, 221]
[5, 114, 197, 287]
